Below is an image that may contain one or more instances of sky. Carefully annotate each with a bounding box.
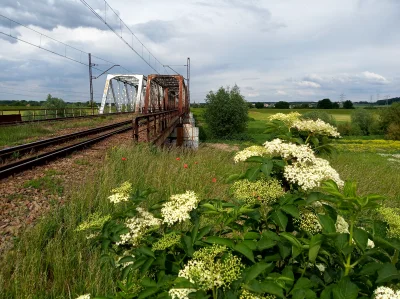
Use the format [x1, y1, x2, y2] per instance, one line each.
[0, 0, 399, 104]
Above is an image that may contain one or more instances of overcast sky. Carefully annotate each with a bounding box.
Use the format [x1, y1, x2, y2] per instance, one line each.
[0, 0, 399, 103]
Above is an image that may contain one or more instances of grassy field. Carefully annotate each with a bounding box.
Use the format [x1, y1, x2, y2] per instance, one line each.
[1, 108, 399, 298]
[0, 145, 246, 298]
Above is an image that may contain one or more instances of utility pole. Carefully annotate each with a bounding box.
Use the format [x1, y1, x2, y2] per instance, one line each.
[88, 53, 119, 115]
[340, 93, 345, 105]
[187, 57, 190, 106]
[88, 53, 94, 115]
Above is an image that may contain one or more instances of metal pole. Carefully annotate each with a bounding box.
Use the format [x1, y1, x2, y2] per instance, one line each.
[187, 57, 190, 110]
[89, 53, 94, 115]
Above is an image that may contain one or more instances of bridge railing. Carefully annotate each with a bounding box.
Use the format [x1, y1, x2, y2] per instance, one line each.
[133, 109, 182, 146]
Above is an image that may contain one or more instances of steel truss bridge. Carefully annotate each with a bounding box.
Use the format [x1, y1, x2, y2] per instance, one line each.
[100, 73, 192, 146]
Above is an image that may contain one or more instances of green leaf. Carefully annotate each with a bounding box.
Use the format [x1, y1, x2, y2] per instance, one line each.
[118, 256, 135, 264]
[182, 235, 194, 257]
[242, 240, 257, 251]
[260, 161, 273, 177]
[321, 180, 343, 198]
[196, 225, 212, 241]
[191, 219, 200, 245]
[309, 234, 323, 263]
[246, 156, 265, 163]
[138, 287, 159, 299]
[376, 263, 400, 283]
[226, 174, 241, 183]
[292, 277, 313, 291]
[204, 236, 234, 248]
[245, 166, 261, 181]
[244, 232, 261, 240]
[353, 227, 368, 251]
[306, 192, 321, 205]
[138, 247, 156, 258]
[281, 205, 300, 218]
[358, 262, 383, 276]
[244, 262, 274, 283]
[141, 277, 157, 287]
[257, 237, 277, 250]
[332, 277, 359, 299]
[201, 203, 217, 211]
[245, 280, 284, 298]
[140, 258, 155, 275]
[271, 210, 288, 231]
[320, 285, 334, 299]
[280, 232, 302, 248]
[318, 214, 336, 234]
[234, 242, 255, 263]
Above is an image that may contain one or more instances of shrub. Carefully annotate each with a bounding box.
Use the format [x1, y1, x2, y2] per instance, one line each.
[380, 103, 400, 140]
[77, 115, 400, 299]
[343, 100, 354, 109]
[317, 98, 333, 109]
[351, 109, 377, 135]
[255, 102, 264, 109]
[203, 85, 248, 138]
[274, 101, 290, 109]
[301, 110, 337, 126]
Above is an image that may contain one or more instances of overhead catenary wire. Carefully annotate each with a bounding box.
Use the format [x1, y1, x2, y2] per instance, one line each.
[0, 86, 103, 97]
[79, 0, 177, 75]
[0, 14, 132, 74]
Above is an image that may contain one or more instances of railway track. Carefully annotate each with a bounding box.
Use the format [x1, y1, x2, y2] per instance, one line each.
[0, 111, 136, 127]
[0, 120, 132, 179]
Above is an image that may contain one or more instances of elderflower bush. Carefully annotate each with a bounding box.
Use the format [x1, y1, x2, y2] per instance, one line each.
[77, 113, 400, 299]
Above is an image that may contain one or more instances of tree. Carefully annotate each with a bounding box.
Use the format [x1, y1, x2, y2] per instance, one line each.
[332, 102, 340, 109]
[343, 100, 354, 109]
[255, 102, 264, 109]
[204, 85, 248, 138]
[274, 101, 290, 109]
[43, 94, 66, 110]
[317, 98, 333, 109]
[351, 109, 377, 135]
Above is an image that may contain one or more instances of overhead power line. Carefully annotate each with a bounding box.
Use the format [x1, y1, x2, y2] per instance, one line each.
[0, 14, 132, 74]
[79, 0, 173, 75]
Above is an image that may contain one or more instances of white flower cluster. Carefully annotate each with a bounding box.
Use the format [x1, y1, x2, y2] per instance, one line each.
[233, 146, 268, 163]
[117, 207, 161, 246]
[374, 286, 400, 299]
[108, 181, 132, 203]
[109, 193, 129, 204]
[269, 112, 301, 125]
[335, 215, 349, 233]
[284, 158, 344, 191]
[76, 295, 90, 299]
[161, 191, 199, 226]
[291, 119, 341, 138]
[263, 139, 315, 164]
[169, 288, 197, 299]
[261, 139, 343, 191]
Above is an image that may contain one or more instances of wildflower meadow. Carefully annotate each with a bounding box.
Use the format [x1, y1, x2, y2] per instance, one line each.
[73, 113, 400, 299]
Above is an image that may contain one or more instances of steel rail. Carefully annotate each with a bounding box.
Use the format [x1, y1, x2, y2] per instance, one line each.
[0, 120, 132, 161]
[0, 125, 131, 179]
[0, 111, 136, 127]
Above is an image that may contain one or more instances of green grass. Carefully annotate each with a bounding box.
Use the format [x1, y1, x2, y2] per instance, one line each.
[0, 144, 246, 298]
[0, 115, 126, 147]
[23, 170, 65, 196]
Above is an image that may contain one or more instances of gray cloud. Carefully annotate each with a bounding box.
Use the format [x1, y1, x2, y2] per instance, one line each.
[134, 20, 178, 43]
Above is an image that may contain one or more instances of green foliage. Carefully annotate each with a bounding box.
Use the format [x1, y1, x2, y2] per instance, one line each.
[204, 85, 249, 138]
[317, 99, 333, 109]
[43, 94, 67, 110]
[379, 103, 400, 140]
[351, 109, 381, 136]
[343, 100, 354, 109]
[255, 102, 264, 109]
[274, 101, 290, 109]
[301, 111, 337, 126]
[23, 170, 64, 195]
